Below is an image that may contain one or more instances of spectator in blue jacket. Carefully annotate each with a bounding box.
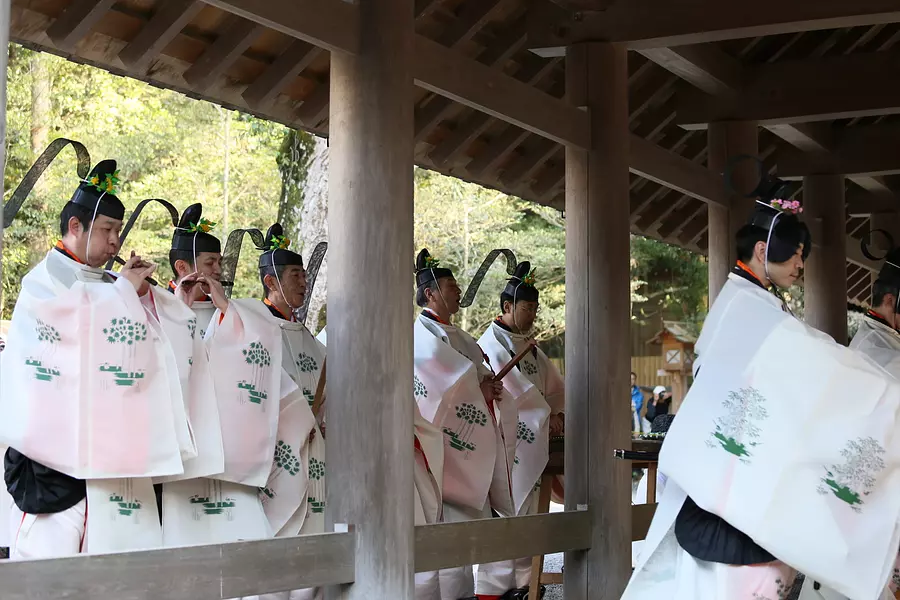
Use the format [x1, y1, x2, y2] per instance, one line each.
[630, 371, 645, 432]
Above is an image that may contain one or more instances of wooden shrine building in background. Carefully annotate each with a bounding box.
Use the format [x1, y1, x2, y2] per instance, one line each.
[0, 0, 900, 598]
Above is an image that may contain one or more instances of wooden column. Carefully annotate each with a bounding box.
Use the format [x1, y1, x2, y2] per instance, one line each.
[564, 42, 631, 600]
[325, 1, 414, 598]
[804, 174, 847, 342]
[707, 121, 758, 303]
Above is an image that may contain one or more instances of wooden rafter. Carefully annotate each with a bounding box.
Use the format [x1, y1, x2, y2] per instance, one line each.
[118, 0, 203, 72]
[46, 0, 117, 51]
[428, 55, 560, 167]
[183, 15, 264, 92]
[677, 49, 900, 127]
[778, 121, 900, 177]
[243, 40, 322, 110]
[526, 0, 900, 53]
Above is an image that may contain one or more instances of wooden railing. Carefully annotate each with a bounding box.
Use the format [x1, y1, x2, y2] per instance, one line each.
[0, 511, 592, 599]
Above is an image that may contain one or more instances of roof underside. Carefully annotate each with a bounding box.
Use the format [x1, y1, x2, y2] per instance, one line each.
[11, 0, 900, 304]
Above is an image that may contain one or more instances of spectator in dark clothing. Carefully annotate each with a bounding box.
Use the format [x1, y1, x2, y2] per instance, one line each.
[645, 386, 671, 423]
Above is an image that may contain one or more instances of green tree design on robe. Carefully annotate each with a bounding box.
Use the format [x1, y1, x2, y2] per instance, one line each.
[708, 387, 768, 461]
[308, 457, 326, 514]
[818, 436, 885, 513]
[296, 352, 318, 373]
[258, 440, 301, 501]
[187, 317, 197, 340]
[414, 374, 427, 399]
[239, 341, 272, 404]
[29, 319, 62, 382]
[517, 420, 536, 444]
[443, 402, 488, 453]
[100, 317, 149, 386]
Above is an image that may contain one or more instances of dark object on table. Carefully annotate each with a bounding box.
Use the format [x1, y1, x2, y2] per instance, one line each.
[614, 449, 660, 461]
[0, 546, 8, 559]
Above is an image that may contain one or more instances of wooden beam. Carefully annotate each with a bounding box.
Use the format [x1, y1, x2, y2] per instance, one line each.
[636, 191, 681, 231]
[436, 0, 503, 48]
[679, 208, 709, 245]
[243, 39, 322, 110]
[677, 50, 900, 128]
[629, 134, 726, 206]
[628, 69, 677, 124]
[182, 16, 264, 92]
[629, 181, 668, 219]
[414, 0, 441, 20]
[200, 0, 360, 55]
[46, 0, 117, 51]
[415, 511, 592, 573]
[532, 162, 565, 200]
[526, 0, 900, 54]
[765, 122, 834, 153]
[501, 137, 559, 187]
[205, 0, 588, 148]
[657, 197, 705, 238]
[466, 125, 530, 177]
[638, 44, 743, 96]
[295, 83, 330, 129]
[413, 35, 589, 148]
[0, 532, 356, 600]
[845, 186, 898, 217]
[428, 55, 560, 167]
[118, 0, 203, 72]
[778, 121, 900, 177]
[413, 18, 531, 143]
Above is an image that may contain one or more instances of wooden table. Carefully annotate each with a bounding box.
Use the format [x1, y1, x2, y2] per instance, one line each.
[527, 437, 661, 600]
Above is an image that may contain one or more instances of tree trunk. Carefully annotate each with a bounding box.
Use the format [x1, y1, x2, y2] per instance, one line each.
[277, 129, 329, 332]
[296, 136, 329, 332]
[29, 51, 51, 213]
[222, 109, 231, 232]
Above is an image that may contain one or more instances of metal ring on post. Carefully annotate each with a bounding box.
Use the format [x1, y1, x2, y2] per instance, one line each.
[722, 154, 766, 199]
[860, 228, 895, 261]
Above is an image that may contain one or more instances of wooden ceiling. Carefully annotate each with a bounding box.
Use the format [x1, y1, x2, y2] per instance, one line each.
[11, 0, 900, 303]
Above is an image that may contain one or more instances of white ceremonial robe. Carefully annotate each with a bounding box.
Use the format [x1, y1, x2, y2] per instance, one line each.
[0, 249, 202, 557]
[161, 295, 272, 549]
[247, 305, 325, 600]
[415, 312, 513, 600]
[265, 311, 325, 539]
[800, 316, 900, 600]
[0, 249, 187, 479]
[475, 321, 554, 596]
[624, 273, 900, 600]
[164, 298, 299, 551]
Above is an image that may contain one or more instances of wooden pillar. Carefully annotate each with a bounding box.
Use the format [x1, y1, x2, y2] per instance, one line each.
[325, 1, 414, 598]
[707, 121, 758, 303]
[563, 42, 631, 600]
[804, 174, 847, 342]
